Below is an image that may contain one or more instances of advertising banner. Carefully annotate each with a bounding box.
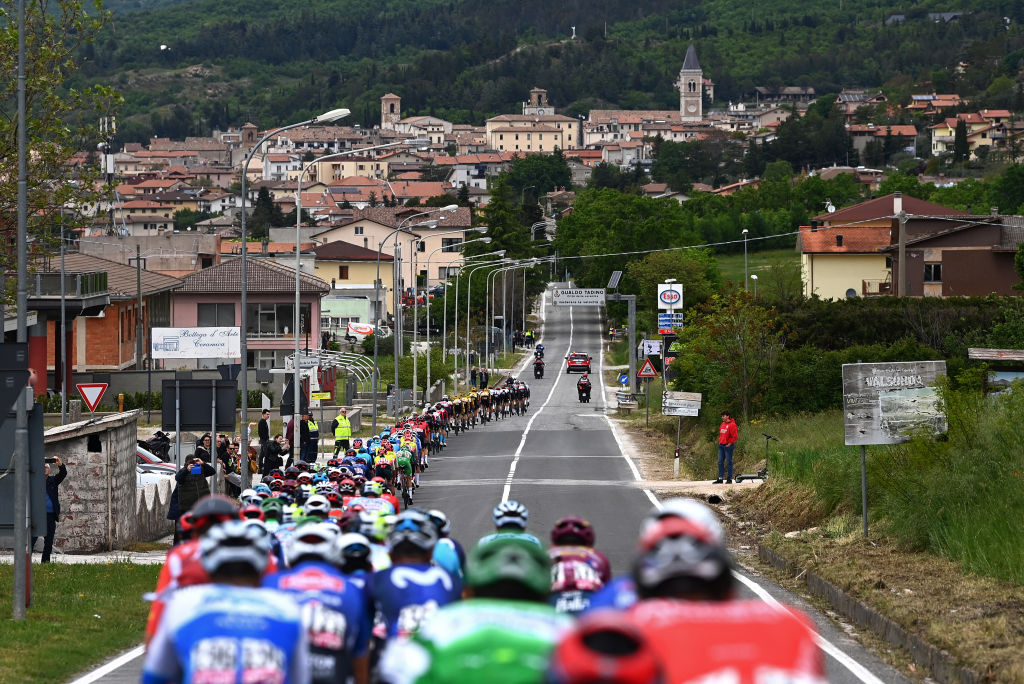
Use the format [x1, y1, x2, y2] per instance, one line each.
[842, 361, 947, 446]
[152, 327, 241, 359]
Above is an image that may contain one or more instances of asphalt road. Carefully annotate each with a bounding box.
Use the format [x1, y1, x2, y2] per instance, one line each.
[78, 285, 907, 684]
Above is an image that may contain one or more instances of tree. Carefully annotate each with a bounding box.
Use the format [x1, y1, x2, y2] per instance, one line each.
[0, 0, 118, 277]
[456, 183, 471, 207]
[622, 249, 721, 330]
[1015, 243, 1024, 292]
[503, 149, 572, 200]
[953, 119, 969, 165]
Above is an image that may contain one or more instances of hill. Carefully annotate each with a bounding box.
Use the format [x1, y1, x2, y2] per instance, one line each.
[70, 0, 1024, 143]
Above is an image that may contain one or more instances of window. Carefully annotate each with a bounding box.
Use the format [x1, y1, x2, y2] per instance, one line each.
[924, 263, 942, 282]
[354, 226, 364, 235]
[442, 237, 463, 253]
[418, 242, 426, 252]
[363, 238, 369, 249]
[440, 266, 459, 279]
[338, 265, 350, 280]
[244, 303, 311, 337]
[197, 303, 235, 326]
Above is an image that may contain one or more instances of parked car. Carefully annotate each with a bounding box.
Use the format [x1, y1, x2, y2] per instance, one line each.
[137, 448, 175, 487]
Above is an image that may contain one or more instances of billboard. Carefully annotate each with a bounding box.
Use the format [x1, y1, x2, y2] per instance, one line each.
[152, 327, 241, 359]
[842, 361, 947, 446]
[657, 283, 684, 311]
[551, 288, 605, 306]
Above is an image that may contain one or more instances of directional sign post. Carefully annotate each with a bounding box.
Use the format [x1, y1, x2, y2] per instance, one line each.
[76, 383, 108, 413]
[551, 288, 605, 306]
[618, 373, 629, 386]
[636, 358, 660, 427]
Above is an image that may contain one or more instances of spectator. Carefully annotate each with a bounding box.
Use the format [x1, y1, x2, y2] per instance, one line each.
[33, 457, 67, 563]
[257, 408, 271, 457]
[331, 408, 352, 456]
[175, 456, 216, 522]
[714, 410, 739, 485]
[259, 434, 290, 475]
[480, 368, 490, 388]
[301, 411, 319, 464]
[194, 434, 212, 464]
[470, 366, 478, 388]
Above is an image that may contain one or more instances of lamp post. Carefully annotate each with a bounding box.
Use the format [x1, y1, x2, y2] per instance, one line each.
[292, 139, 425, 439]
[446, 250, 505, 393]
[424, 236, 491, 402]
[412, 226, 485, 406]
[750, 274, 758, 297]
[742, 228, 749, 292]
[239, 106, 349, 487]
[373, 206, 457, 427]
[466, 259, 511, 382]
[521, 185, 536, 207]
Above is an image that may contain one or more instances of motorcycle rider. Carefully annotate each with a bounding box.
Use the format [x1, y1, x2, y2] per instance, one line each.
[576, 374, 592, 403]
[534, 356, 545, 379]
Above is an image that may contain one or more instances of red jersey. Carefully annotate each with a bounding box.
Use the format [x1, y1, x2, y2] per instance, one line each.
[548, 545, 612, 590]
[382, 492, 401, 513]
[624, 599, 825, 683]
[719, 418, 738, 445]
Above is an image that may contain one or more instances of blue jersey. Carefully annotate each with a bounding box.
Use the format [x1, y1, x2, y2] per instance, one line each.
[142, 584, 308, 684]
[584, 576, 638, 613]
[263, 561, 372, 684]
[431, 538, 464, 579]
[371, 563, 461, 639]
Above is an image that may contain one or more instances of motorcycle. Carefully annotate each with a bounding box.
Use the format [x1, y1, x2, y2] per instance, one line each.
[577, 383, 591, 403]
[139, 430, 171, 462]
[534, 360, 545, 379]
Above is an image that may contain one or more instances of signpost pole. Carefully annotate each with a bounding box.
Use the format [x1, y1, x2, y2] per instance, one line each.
[174, 380, 181, 469]
[645, 377, 650, 427]
[674, 416, 681, 478]
[211, 380, 219, 495]
[861, 445, 868, 537]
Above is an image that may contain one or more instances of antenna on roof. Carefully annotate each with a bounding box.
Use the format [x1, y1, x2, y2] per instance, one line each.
[824, 198, 836, 214]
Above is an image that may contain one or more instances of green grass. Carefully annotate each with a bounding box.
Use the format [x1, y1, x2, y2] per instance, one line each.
[0, 563, 160, 683]
[715, 248, 798, 287]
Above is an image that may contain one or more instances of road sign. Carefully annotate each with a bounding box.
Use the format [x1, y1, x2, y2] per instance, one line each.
[637, 358, 659, 379]
[640, 340, 663, 357]
[663, 390, 702, 416]
[842, 361, 947, 446]
[551, 288, 605, 306]
[657, 313, 684, 323]
[310, 391, 332, 400]
[76, 383, 108, 412]
[618, 373, 629, 386]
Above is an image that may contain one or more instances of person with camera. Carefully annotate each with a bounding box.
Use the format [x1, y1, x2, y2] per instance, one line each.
[175, 455, 216, 521]
[32, 456, 67, 563]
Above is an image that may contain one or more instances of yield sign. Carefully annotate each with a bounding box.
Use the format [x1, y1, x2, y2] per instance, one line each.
[76, 383, 108, 412]
[637, 358, 660, 379]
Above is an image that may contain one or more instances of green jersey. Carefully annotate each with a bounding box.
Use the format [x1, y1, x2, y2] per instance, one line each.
[395, 452, 413, 475]
[379, 598, 571, 684]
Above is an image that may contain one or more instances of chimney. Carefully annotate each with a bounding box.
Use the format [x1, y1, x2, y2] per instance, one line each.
[893, 191, 902, 215]
[810, 219, 819, 232]
[836, 234, 844, 247]
[991, 206, 999, 216]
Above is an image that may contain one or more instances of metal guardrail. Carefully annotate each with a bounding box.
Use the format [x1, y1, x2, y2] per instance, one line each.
[32, 270, 108, 297]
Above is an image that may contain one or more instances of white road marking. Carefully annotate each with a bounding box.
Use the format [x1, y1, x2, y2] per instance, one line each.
[67, 645, 145, 684]
[501, 292, 571, 503]
[597, 313, 882, 684]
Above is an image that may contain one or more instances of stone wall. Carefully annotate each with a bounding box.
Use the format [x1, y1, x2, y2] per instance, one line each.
[137, 478, 174, 541]
[44, 411, 140, 553]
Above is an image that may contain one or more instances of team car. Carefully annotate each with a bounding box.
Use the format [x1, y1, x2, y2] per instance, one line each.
[565, 352, 592, 374]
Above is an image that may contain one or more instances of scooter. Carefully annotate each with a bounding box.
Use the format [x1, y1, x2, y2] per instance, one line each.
[534, 360, 545, 379]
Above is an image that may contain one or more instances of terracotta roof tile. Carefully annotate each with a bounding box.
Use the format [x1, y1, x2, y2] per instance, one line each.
[313, 240, 393, 261]
[800, 226, 892, 253]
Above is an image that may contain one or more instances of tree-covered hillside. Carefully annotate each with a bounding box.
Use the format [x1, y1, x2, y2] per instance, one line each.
[71, 0, 1024, 142]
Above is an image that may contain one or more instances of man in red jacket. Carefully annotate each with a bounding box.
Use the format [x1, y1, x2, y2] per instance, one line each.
[714, 410, 738, 484]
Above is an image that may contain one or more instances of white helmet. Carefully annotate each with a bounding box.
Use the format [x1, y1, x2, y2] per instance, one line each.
[492, 500, 529, 529]
[200, 520, 271, 576]
[303, 494, 331, 519]
[643, 497, 724, 545]
[286, 521, 340, 566]
[239, 488, 261, 508]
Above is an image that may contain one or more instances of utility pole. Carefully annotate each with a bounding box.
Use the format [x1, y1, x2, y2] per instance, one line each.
[136, 245, 144, 370]
[895, 192, 907, 296]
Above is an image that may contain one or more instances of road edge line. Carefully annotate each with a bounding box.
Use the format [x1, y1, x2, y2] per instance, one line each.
[67, 644, 145, 684]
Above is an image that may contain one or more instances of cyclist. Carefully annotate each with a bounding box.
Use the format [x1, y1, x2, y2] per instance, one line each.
[371, 509, 461, 640]
[395, 447, 415, 507]
[548, 612, 664, 684]
[335, 532, 375, 582]
[427, 509, 465, 580]
[263, 522, 372, 684]
[547, 516, 611, 615]
[142, 520, 309, 684]
[378, 537, 571, 684]
[477, 500, 542, 547]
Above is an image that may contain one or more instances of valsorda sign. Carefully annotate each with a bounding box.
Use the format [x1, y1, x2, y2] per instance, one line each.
[152, 327, 241, 359]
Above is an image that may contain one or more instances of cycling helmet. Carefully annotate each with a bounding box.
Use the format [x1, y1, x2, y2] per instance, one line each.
[339, 479, 357, 496]
[304, 494, 331, 519]
[493, 500, 529, 529]
[297, 472, 313, 484]
[190, 495, 240, 532]
[352, 438, 363, 448]
[363, 481, 383, 497]
[327, 470, 343, 482]
[315, 482, 335, 496]
[643, 497, 724, 546]
[426, 509, 452, 537]
[260, 497, 284, 521]
[281, 503, 302, 524]
[298, 483, 313, 502]
[285, 466, 300, 478]
[253, 483, 272, 496]
[387, 509, 439, 553]
[286, 521, 340, 566]
[178, 511, 194, 534]
[295, 462, 310, 472]
[239, 488, 261, 508]
[632, 516, 733, 600]
[357, 510, 388, 542]
[550, 516, 595, 547]
[325, 491, 342, 508]
[548, 612, 664, 684]
[200, 519, 271, 576]
[335, 532, 373, 573]
[467, 537, 550, 599]
[269, 480, 283, 492]
[239, 505, 265, 521]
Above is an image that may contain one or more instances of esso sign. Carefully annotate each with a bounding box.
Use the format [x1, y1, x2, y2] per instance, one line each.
[660, 289, 681, 305]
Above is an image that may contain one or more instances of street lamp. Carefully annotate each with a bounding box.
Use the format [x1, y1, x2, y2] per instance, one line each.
[459, 259, 510, 389]
[466, 258, 512, 382]
[750, 274, 758, 297]
[239, 106, 349, 488]
[373, 205, 457, 427]
[742, 228, 749, 292]
[521, 185, 536, 206]
[292, 138, 428, 438]
[423, 235, 491, 403]
[445, 250, 505, 392]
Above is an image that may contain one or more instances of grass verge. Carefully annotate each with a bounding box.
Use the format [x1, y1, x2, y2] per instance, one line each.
[0, 562, 160, 683]
[715, 247, 798, 286]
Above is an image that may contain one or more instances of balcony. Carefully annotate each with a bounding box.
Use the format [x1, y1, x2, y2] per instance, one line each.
[25, 270, 110, 316]
[862, 278, 894, 297]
